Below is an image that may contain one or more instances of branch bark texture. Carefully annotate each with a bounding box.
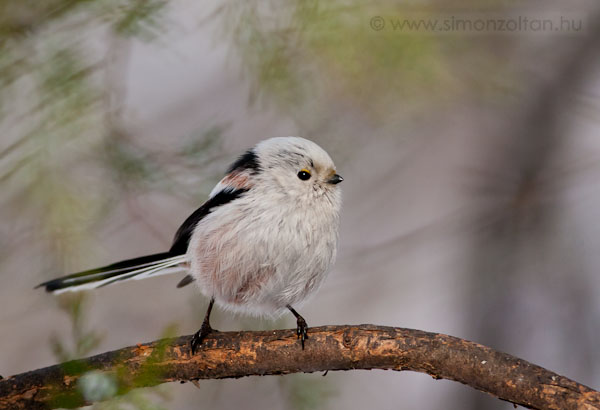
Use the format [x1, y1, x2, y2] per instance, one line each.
[1, 325, 598, 410]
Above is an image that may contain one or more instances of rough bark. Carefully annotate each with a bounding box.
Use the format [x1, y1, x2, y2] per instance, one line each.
[1, 325, 598, 410]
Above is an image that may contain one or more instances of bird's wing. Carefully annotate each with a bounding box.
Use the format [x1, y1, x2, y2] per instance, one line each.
[169, 148, 259, 255]
[169, 187, 249, 255]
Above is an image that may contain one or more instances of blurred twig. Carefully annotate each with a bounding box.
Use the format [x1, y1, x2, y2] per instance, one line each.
[1, 325, 599, 410]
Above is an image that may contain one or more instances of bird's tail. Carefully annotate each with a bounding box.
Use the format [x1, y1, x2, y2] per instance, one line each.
[36, 252, 189, 294]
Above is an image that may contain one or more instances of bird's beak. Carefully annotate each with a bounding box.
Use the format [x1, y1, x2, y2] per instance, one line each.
[327, 174, 344, 185]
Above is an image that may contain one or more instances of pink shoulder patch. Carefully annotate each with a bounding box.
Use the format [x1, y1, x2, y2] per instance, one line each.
[220, 170, 253, 190]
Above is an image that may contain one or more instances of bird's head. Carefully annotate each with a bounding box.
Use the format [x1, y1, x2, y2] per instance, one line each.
[253, 137, 343, 204]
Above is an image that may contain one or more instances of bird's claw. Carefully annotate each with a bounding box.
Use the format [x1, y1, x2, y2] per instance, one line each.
[190, 321, 213, 355]
[296, 316, 308, 350]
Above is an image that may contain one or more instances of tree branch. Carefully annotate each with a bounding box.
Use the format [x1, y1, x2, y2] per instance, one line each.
[1, 325, 598, 410]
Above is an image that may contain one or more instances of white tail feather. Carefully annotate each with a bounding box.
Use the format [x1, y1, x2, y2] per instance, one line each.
[52, 255, 189, 294]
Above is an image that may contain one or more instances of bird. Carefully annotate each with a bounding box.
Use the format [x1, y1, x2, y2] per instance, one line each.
[37, 136, 343, 353]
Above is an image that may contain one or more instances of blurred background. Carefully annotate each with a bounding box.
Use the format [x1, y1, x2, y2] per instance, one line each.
[2, 0, 600, 409]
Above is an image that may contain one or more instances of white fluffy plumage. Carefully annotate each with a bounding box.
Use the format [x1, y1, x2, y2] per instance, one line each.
[189, 137, 342, 317]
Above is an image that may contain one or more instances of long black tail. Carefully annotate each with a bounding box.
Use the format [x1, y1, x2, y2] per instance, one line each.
[37, 252, 188, 293]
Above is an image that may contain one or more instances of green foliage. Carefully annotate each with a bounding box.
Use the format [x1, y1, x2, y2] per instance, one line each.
[47, 293, 102, 408]
[92, 324, 178, 409]
[111, 0, 167, 39]
[103, 136, 165, 188]
[219, 0, 450, 117]
[48, 292, 177, 408]
[129, 324, 178, 389]
[102, 126, 225, 194]
[0, 0, 224, 271]
[0, 0, 165, 42]
[51, 293, 104, 362]
[0, 0, 170, 270]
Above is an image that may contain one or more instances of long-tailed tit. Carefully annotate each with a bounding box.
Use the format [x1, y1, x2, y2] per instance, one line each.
[37, 137, 343, 352]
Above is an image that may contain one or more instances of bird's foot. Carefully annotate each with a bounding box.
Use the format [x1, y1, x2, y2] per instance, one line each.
[190, 321, 214, 355]
[296, 316, 308, 350]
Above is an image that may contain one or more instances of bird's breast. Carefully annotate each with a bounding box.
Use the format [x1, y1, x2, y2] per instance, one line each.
[187, 196, 339, 313]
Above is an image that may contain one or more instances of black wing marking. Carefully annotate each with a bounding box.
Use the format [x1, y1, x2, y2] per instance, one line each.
[169, 188, 249, 255]
[227, 149, 261, 174]
[169, 149, 259, 255]
[176, 274, 195, 288]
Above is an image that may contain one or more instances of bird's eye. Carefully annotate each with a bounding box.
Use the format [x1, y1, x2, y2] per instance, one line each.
[297, 169, 311, 181]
